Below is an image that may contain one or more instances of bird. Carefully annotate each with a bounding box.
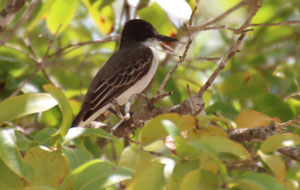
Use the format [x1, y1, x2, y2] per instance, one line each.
[72, 19, 177, 127]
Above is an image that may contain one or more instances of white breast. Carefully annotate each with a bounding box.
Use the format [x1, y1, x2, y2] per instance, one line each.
[116, 47, 158, 105]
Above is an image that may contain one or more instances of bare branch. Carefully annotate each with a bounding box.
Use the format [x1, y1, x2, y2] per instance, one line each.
[0, 0, 26, 35]
[156, 6, 197, 95]
[0, 0, 39, 47]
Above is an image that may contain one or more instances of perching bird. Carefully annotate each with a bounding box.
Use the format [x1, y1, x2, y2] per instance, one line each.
[72, 19, 177, 127]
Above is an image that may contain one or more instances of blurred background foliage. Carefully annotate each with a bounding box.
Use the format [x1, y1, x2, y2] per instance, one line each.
[0, 0, 300, 189]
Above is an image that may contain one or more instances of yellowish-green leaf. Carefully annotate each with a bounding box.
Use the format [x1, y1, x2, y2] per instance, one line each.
[200, 136, 251, 160]
[119, 146, 152, 172]
[24, 185, 57, 190]
[82, 0, 115, 34]
[46, 0, 77, 34]
[24, 146, 69, 187]
[260, 133, 300, 153]
[62, 127, 118, 145]
[62, 146, 93, 171]
[188, 126, 227, 140]
[44, 84, 72, 137]
[229, 172, 285, 190]
[0, 158, 23, 190]
[235, 110, 277, 128]
[257, 150, 286, 182]
[180, 169, 220, 190]
[0, 128, 34, 182]
[220, 72, 268, 99]
[141, 113, 196, 146]
[0, 93, 57, 126]
[139, 2, 177, 36]
[60, 159, 133, 190]
[126, 162, 165, 190]
[27, 0, 56, 31]
[168, 159, 199, 190]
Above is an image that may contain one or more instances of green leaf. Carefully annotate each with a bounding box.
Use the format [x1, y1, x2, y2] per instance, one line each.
[119, 146, 152, 171]
[62, 146, 93, 171]
[44, 84, 72, 137]
[24, 146, 69, 188]
[206, 101, 238, 119]
[260, 133, 300, 153]
[34, 127, 58, 146]
[199, 136, 251, 160]
[27, 0, 56, 31]
[126, 162, 165, 190]
[188, 141, 227, 179]
[139, 2, 177, 36]
[168, 159, 200, 190]
[229, 172, 285, 190]
[60, 159, 133, 190]
[220, 72, 268, 99]
[0, 128, 34, 181]
[62, 127, 118, 145]
[253, 93, 294, 121]
[140, 113, 196, 146]
[162, 119, 195, 158]
[0, 158, 23, 190]
[180, 169, 220, 190]
[0, 93, 58, 125]
[46, 0, 77, 34]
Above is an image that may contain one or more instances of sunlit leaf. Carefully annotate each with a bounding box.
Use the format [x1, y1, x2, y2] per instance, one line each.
[168, 159, 200, 190]
[229, 172, 285, 190]
[44, 84, 72, 137]
[60, 159, 133, 190]
[119, 146, 152, 171]
[126, 162, 165, 190]
[82, 0, 115, 35]
[140, 113, 196, 146]
[257, 150, 286, 182]
[234, 110, 277, 128]
[24, 146, 69, 187]
[0, 158, 23, 190]
[62, 127, 118, 145]
[199, 136, 251, 160]
[0, 128, 34, 182]
[0, 93, 57, 126]
[46, 0, 77, 34]
[27, 0, 56, 31]
[180, 169, 220, 190]
[24, 185, 57, 190]
[139, 2, 177, 36]
[62, 146, 93, 171]
[260, 133, 300, 153]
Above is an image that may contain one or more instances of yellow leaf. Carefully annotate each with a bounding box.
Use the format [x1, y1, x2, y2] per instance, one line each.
[82, 0, 115, 35]
[235, 110, 276, 128]
[257, 150, 286, 182]
[261, 133, 300, 153]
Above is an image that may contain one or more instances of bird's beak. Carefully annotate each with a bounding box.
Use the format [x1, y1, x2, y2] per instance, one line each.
[156, 34, 177, 42]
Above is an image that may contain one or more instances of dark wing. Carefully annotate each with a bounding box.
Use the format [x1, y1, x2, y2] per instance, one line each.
[72, 45, 153, 126]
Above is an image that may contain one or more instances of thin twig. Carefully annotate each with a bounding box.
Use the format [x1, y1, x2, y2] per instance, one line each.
[199, 0, 249, 28]
[249, 20, 300, 27]
[48, 36, 119, 58]
[186, 85, 197, 114]
[156, 6, 197, 95]
[0, 0, 39, 47]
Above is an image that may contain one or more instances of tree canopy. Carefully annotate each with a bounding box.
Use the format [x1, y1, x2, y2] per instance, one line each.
[0, 0, 300, 189]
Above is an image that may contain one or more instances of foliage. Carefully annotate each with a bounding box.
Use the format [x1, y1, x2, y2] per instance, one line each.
[0, 0, 300, 189]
